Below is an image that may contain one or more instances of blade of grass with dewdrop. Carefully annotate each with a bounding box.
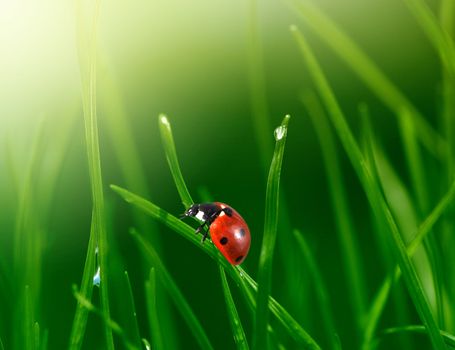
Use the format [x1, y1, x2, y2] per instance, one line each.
[302, 91, 366, 334]
[72, 288, 139, 350]
[158, 114, 194, 208]
[253, 115, 289, 350]
[145, 268, 164, 350]
[123, 271, 142, 349]
[111, 185, 320, 348]
[130, 229, 214, 350]
[363, 175, 455, 348]
[291, 26, 447, 349]
[76, 0, 114, 347]
[379, 325, 455, 347]
[68, 218, 97, 349]
[293, 230, 338, 350]
[287, 0, 445, 159]
[219, 266, 249, 350]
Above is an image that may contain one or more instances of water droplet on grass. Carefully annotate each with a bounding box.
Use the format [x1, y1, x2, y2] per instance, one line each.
[93, 266, 101, 287]
[274, 125, 287, 141]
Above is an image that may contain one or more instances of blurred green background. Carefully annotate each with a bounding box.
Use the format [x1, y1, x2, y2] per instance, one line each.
[1, 0, 453, 349]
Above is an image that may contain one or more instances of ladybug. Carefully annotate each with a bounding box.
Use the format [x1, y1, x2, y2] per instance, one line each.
[180, 202, 251, 265]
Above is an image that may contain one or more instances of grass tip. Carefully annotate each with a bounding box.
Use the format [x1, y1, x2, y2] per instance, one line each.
[159, 114, 170, 128]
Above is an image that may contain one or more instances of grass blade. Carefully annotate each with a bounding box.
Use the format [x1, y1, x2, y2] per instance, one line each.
[302, 91, 366, 335]
[76, 0, 113, 347]
[145, 268, 164, 350]
[379, 325, 455, 348]
[253, 115, 290, 350]
[291, 25, 447, 349]
[24, 285, 33, 350]
[111, 185, 320, 348]
[158, 114, 194, 208]
[68, 215, 97, 349]
[73, 288, 139, 350]
[247, 0, 274, 169]
[288, 0, 445, 159]
[99, 60, 178, 349]
[363, 175, 455, 348]
[402, 0, 455, 75]
[131, 229, 214, 350]
[293, 230, 338, 350]
[123, 271, 142, 348]
[219, 266, 249, 350]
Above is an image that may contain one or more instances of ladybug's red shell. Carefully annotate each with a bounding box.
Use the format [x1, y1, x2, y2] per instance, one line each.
[210, 202, 251, 265]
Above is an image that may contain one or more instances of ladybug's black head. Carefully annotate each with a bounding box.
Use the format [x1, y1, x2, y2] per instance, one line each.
[180, 204, 200, 219]
[180, 202, 221, 222]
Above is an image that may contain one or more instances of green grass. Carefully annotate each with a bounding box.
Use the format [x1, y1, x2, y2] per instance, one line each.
[253, 115, 290, 350]
[3, 1, 455, 349]
[291, 24, 446, 348]
[219, 265, 249, 350]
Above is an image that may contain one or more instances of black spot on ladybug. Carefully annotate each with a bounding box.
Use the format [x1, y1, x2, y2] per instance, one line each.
[220, 237, 228, 245]
[238, 228, 245, 237]
[235, 255, 243, 263]
[223, 207, 233, 217]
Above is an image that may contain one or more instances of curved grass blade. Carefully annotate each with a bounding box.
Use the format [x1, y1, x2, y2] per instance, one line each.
[69, 218, 97, 349]
[291, 25, 446, 349]
[73, 287, 139, 350]
[123, 271, 142, 348]
[131, 229, 214, 350]
[402, 0, 455, 75]
[253, 115, 290, 350]
[111, 185, 320, 348]
[237, 265, 320, 349]
[363, 175, 455, 348]
[379, 325, 455, 348]
[247, 0, 273, 169]
[158, 114, 194, 208]
[287, 0, 445, 159]
[219, 266, 249, 350]
[75, 0, 113, 347]
[293, 230, 338, 350]
[302, 91, 366, 335]
[145, 268, 164, 350]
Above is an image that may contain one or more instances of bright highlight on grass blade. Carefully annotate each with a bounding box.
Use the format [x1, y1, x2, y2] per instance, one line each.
[379, 325, 455, 348]
[363, 175, 455, 349]
[291, 25, 447, 349]
[158, 114, 194, 208]
[254, 115, 289, 350]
